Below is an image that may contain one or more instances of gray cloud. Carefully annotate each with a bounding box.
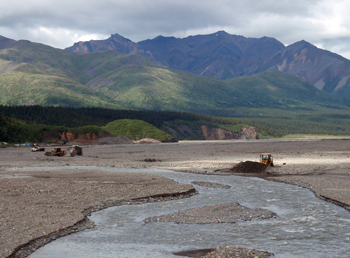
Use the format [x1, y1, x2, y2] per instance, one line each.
[1, 0, 350, 58]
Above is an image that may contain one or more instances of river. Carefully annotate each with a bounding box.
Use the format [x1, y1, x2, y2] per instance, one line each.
[29, 167, 350, 258]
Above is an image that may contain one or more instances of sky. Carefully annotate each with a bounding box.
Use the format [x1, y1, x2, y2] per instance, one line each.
[1, 0, 350, 58]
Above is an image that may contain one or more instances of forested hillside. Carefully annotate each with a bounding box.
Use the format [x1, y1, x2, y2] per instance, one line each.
[2, 105, 350, 144]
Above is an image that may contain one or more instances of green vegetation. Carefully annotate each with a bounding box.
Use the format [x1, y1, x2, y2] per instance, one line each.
[0, 114, 44, 143]
[0, 39, 349, 117]
[0, 113, 108, 143]
[0, 70, 119, 108]
[2, 105, 350, 144]
[0, 111, 176, 143]
[242, 116, 350, 137]
[0, 106, 261, 143]
[103, 119, 175, 142]
[0, 105, 206, 128]
[1, 40, 350, 139]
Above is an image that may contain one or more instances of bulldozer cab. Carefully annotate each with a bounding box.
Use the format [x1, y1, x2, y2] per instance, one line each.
[51, 148, 66, 156]
[260, 153, 273, 166]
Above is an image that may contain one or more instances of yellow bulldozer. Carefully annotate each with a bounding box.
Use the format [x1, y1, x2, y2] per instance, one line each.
[45, 147, 67, 157]
[260, 153, 274, 166]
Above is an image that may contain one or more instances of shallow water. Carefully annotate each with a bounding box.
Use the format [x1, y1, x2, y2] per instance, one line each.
[29, 167, 350, 258]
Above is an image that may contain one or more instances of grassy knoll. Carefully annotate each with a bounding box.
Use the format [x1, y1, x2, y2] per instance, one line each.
[102, 119, 175, 142]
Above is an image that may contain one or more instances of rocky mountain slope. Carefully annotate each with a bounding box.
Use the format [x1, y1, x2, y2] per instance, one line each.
[66, 31, 285, 80]
[66, 31, 350, 97]
[254, 40, 350, 94]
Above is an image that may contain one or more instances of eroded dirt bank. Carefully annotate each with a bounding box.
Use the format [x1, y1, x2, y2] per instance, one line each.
[1, 138, 350, 257]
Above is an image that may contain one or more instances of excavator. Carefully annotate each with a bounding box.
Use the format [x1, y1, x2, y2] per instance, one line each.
[260, 153, 274, 166]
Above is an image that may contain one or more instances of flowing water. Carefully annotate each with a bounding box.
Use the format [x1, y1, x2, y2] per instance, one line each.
[29, 167, 350, 258]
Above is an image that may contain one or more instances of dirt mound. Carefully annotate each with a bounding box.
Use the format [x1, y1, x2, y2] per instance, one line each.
[229, 161, 267, 173]
[133, 138, 161, 144]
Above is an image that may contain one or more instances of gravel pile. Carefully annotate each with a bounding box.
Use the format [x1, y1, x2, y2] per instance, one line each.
[202, 246, 273, 258]
[229, 161, 267, 173]
[133, 138, 161, 144]
[144, 202, 276, 224]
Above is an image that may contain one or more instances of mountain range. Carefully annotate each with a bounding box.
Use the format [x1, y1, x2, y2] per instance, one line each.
[66, 31, 350, 96]
[0, 31, 350, 125]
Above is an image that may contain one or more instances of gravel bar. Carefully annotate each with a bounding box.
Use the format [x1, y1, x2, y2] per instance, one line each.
[202, 246, 274, 258]
[144, 202, 277, 224]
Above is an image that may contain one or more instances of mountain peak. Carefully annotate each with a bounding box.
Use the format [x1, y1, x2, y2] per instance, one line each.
[215, 30, 229, 35]
[153, 35, 176, 40]
[110, 33, 133, 42]
[289, 40, 313, 48]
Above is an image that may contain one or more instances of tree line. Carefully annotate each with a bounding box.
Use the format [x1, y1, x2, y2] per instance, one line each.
[1, 105, 350, 144]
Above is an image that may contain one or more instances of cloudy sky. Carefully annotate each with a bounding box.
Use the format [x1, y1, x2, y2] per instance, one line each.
[1, 0, 350, 58]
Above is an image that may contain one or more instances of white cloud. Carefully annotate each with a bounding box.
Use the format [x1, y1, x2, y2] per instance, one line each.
[1, 0, 350, 58]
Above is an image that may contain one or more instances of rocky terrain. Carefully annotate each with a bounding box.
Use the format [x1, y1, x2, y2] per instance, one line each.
[201, 126, 258, 140]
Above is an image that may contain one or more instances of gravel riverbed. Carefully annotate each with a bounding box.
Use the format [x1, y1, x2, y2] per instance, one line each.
[1, 138, 350, 257]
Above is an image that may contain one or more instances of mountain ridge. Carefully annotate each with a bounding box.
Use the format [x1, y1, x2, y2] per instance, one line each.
[0, 33, 350, 128]
[65, 31, 350, 96]
[66, 31, 286, 80]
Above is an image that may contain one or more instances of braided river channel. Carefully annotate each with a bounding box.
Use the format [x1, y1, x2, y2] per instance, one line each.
[29, 167, 350, 258]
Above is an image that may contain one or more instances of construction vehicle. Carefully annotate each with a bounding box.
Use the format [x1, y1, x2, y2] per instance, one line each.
[45, 148, 67, 156]
[260, 153, 274, 166]
[31, 146, 45, 152]
[69, 145, 83, 156]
